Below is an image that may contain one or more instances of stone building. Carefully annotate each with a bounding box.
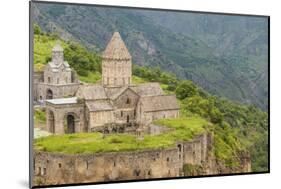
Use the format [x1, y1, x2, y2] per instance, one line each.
[36, 32, 180, 134]
[102, 32, 132, 87]
[34, 44, 80, 102]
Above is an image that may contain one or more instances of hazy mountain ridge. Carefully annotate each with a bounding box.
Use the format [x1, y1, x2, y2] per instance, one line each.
[33, 3, 268, 110]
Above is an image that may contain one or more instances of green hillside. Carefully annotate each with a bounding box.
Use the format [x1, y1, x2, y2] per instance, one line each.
[33, 3, 268, 110]
[34, 25, 101, 78]
[33, 31, 268, 172]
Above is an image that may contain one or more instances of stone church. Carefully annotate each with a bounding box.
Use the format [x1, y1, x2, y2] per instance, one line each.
[33, 44, 80, 102]
[34, 32, 180, 134]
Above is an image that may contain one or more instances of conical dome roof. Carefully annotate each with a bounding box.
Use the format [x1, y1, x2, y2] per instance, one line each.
[102, 32, 131, 60]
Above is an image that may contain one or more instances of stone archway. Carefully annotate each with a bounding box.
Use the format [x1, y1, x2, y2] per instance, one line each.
[64, 113, 79, 134]
[46, 89, 53, 99]
[66, 114, 75, 133]
[48, 110, 55, 133]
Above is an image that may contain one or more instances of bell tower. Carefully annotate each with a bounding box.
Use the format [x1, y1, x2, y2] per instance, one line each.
[102, 32, 132, 87]
[52, 43, 64, 65]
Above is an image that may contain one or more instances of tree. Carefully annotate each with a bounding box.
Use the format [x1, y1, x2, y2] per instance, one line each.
[34, 24, 41, 35]
[175, 80, 198, 100]
[182, 96, 223, 124]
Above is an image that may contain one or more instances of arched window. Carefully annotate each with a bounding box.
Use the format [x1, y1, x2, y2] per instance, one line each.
[46, 89, 53, 99]
[126, 98, 130, 104]
[48, 77, 51, 83]
[121, 111, 123, 117]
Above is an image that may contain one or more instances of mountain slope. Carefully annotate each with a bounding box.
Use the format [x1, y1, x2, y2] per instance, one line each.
[32, 3, 268, 110]
[33, 32, 268, 172]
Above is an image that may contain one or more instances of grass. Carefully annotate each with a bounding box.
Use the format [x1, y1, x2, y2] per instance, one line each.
[34, 109, 46, 124]
[153, 117, 209, 134]
[34, 115, 210, 154]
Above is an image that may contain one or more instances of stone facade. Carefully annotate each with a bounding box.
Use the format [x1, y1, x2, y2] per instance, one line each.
[102, 32, 132, 87]
[34, 44, 80, 102]
[33, 133, 251, 185]
[45, 98, 85, 134]
[44, 84, 179, 134]
[36, 83, 80, 102]
[39, 32, 180, 135]
[33, 134, 206, 185]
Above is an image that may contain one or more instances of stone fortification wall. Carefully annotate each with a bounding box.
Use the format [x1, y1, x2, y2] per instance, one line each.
[33, 133, 251, 187]
[34, 133, 211, 186]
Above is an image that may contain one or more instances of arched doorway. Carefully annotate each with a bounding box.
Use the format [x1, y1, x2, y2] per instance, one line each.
[48, 110, 55, 133]
[66, 114, 75, 133]
[46, 89, 53, 99]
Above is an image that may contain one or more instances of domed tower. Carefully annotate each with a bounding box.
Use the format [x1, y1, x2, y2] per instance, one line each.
[52, 43, 64, 65]
[43, 43, 73, 85]
[102, 32, 132, 87]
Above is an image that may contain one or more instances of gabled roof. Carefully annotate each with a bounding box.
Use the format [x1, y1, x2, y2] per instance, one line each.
[76, 85, 107, 100]
[102, 32, 132, 60]
[105, 86, 139, 100]
[46, 61, 71, 72]
[86, 100, 113, 112]
[104, 86, 126, 100]
[140, 95, 180, 112]
[130, 83, 164, 97]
